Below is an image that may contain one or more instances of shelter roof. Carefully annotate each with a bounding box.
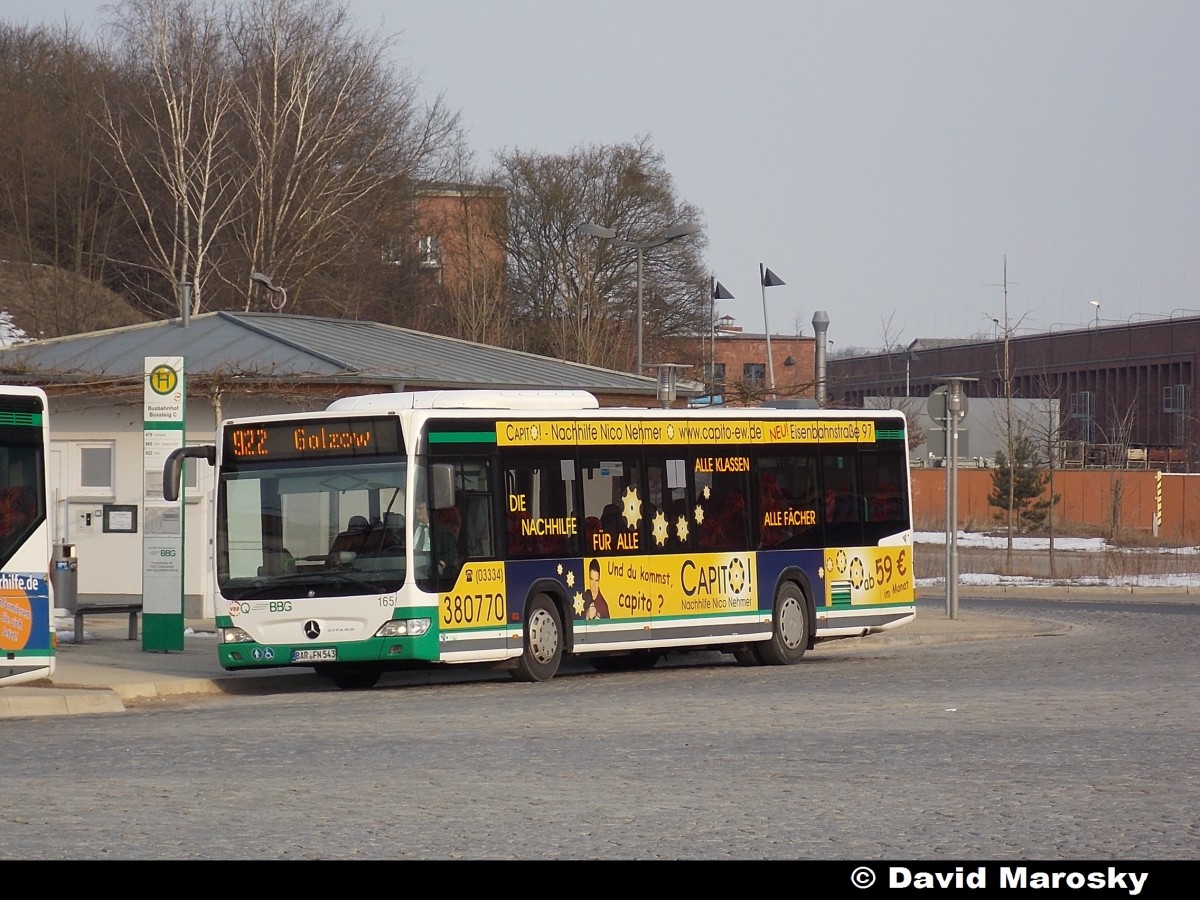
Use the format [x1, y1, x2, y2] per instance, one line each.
[0, 311, 684, 398]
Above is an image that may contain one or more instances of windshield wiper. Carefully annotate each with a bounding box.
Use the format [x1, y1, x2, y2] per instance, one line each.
[233, 571, 389, 599]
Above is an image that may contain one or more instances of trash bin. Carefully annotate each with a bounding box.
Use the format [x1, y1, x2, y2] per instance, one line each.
[51, 543, 78, 614]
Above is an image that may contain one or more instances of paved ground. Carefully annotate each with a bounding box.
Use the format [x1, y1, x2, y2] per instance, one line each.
[0, 592, 1077, 719]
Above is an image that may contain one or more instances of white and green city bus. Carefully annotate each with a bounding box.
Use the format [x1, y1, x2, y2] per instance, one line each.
[165, 389, 915, 689]
[1, 385, 55, 686]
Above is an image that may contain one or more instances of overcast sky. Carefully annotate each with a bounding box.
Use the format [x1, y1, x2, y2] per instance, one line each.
[8, 1, 1199, 349]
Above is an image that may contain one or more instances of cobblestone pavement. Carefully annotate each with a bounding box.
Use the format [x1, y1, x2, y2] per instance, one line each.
[2, 596, 1197, 860]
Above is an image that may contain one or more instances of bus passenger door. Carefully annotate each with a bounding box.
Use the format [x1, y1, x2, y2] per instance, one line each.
[578, 454, 642, 644]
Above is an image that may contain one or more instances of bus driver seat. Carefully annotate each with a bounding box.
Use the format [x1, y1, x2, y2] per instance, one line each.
[329, 515, 371, 558]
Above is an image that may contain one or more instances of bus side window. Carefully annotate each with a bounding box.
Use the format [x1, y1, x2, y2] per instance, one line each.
[506, 503, 531, 557]
[580, 456, 641, 555]
[0, 486, 34, 544]
[821, 448, 864, 546]
[600, 503, 621, 535]
[502, 455, 580, 559]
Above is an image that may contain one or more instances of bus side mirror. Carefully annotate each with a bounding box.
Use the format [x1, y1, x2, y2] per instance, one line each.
[163, 445, 216, 502]
[431, 463, 456, 510]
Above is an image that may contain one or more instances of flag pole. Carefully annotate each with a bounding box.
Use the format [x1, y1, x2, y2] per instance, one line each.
[760, 263, 776, 398]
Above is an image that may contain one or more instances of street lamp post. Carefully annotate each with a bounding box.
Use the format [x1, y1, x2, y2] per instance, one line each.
[904, 343, 920, 397]
[759, 265, 785, 398]
[710, 278, 734, 402]
[250, 271, 287, 311]
[580, 222, 701, 372]
[1089, 300, 1101, 328]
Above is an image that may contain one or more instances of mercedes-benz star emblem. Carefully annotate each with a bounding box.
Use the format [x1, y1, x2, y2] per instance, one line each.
[303, 620, 321, 639]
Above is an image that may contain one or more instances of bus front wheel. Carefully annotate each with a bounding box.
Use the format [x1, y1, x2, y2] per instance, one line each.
[330, 668, 381, 690]
[757, 581, 810, 665]
[512, 594, 563, 682]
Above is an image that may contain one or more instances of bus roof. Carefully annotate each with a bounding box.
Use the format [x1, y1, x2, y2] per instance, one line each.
[325, 389, 601, 413]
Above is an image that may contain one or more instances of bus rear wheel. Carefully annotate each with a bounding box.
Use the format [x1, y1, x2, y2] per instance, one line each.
[512, 594, 563, 682]
[756, 581, 810, 665]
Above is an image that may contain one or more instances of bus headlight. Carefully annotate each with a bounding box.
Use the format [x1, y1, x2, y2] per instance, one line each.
[221, 627, 255, 644]
[375, 618, 431, 638]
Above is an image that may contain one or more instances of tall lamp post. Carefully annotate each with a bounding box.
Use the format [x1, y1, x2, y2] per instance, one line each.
[580, 222, 701, 372]
[904, 340, 920, 397]
[250, 271, 287, 311]
[710, 277, 734, 401]
[759, 265, 785, 397]
[1089, 300, 1101, 328]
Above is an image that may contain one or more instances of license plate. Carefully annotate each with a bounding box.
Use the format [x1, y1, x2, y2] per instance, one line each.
[292, 648, 336, 662]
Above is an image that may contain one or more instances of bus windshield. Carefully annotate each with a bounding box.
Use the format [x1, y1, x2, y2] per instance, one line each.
[218, 459, 409, 600]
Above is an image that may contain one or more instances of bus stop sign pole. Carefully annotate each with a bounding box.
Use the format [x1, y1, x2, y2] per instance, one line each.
[142, 355, 186, 651]
[944, 378, 967, 620]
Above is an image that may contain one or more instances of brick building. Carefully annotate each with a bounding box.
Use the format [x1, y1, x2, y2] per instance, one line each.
[670, 323, 818, 406]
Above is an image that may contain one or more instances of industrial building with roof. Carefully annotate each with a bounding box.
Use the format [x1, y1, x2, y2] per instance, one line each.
[826, 313, 1200, 471]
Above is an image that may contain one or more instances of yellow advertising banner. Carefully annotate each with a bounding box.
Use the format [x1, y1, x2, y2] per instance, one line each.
[496, 418, 879, 448]
[823, 545, 915, 606]
[576, 552, 759, 620]
[440, 561, 508, 630]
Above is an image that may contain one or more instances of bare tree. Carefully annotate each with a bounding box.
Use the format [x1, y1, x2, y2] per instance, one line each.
[223, 0, 460, 317]
[987, 257, 1033, 569]
[1094, 393, 1140, 541]
[97, 0, 245, 318]
[0, 23, 137, 337]
[497, 137, 709, 367]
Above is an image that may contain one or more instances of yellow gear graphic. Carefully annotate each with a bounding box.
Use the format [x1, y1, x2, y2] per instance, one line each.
[652, 510, 669, 546]
[622, 485, 642, 528]
[849, 556, 865, 590]
[728, 558, 746, 593]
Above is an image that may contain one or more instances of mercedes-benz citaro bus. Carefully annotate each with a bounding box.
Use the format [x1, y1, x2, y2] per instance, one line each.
[164, 389, 915, 689]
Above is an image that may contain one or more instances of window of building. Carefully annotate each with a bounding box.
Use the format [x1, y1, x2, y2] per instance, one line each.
[418, 235, 441, 268]
[704, 362, 726, 386]
[72, 442, 115, 499]
[743, 362, 766, 387]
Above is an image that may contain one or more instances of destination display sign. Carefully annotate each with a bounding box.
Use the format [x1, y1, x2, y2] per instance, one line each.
[223, 416, 403, 462]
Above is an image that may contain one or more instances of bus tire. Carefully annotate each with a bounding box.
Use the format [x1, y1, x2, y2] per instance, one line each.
[733, 646, 763, 667]
[512, 594, 563, 682]
[330, 668, 381, 690]
[756, 580, 810, 666]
